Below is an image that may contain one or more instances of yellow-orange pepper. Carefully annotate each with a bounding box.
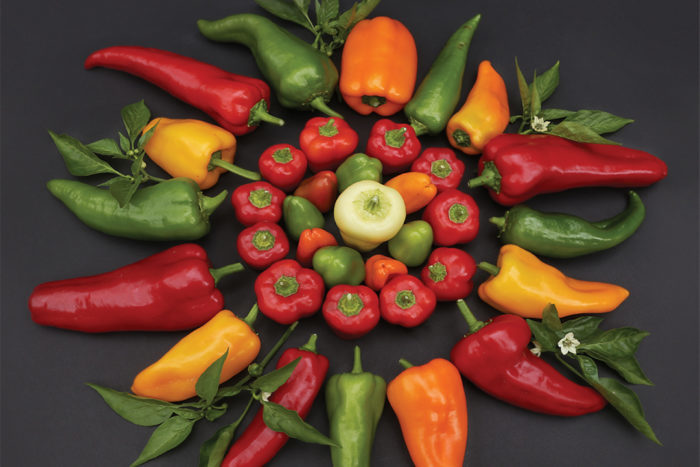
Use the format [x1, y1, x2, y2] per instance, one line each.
[387, 358, 468, 467]
[385, 172, 438, 214]
[339, 17, 417, 116]
[131, 307, 261, 402]
[143, 117, 260, 189]
[446, 60, 509, 155]
[478, 244, 630, 318]
[364, 254, 408, 291]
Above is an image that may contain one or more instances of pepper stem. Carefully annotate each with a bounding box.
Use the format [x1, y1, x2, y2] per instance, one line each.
[362, 95, 387, 108]
[451, 129, 472, 148]
[467, 161, 502, 193]
[456, 299, 486, 334]
[209, 158, 262, 181]
[409, 120, 428, 137]
[200, 189, 228, 217]
[209, 263, 245, 285]
[489, 216, 506, 229]
[243, 303, 259, 328]
[248, 99, 285, 127]
[309, 96, 343, 118]
[299, 333, 318, 353]
[478, 261, 501, 276]
[259, 321, 299, 369]
[398, 358, 414, 369]
[352, 346, 363, 374]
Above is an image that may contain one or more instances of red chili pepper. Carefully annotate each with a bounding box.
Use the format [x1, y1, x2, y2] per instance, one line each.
[292, 170, 339, 213]
[231, 181, 286, 227]
[365, 119, 422, 174]
[322, 285, 380, 339]
[237, 222, 290, 270]
[379, 274, 436, 327]
[299, 117, 359, 172]
[410, 147, 466, 192]
[469, 133, 669, 206]
[84, 46, 284, 135]
[296, 228, 338, 267]
[222, 334, 329, 467]
[420, 248, 476, 301]
[254, 259, 325, 324]
[450, 300, 606, 416]
[258, 143, 308, 192]
[422, 188, 479, 246]
[29, 244, 243, 332]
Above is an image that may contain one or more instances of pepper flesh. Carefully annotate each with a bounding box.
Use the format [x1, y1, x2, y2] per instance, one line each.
[231, 181, 286, 226]
[380, 274, 437, 328]
[299, 117, 359, 172]
[365, 119, 422, 174]
[420, 247, 477, 301]
[312, 246, 366, 288]
[422, 188, 480, 246]
[236, 221, 290, 270]
[258, 143, 308, 192]
[322, 286, 380, 339]
[293, 171, 339, 213]
[296, 228, 338, 267]
[335, 153, 383, 192]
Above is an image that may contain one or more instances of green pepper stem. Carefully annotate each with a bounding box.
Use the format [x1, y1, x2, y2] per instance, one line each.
[259, 321, 299, 369]
[477, 261, 501, 276]
[467, 161, 502, 193]
[410, 120, 428, 137]
[398, 358, 414, 369]
[309, 96, 343, 118]
[243, 303, 259, 328]
[248, 99, 285, 127]
[362, 95, 386, 108]
[209, 158, 262, 181]
[456, 299, 486, 334]
[200, 189, 228, 217]
[451, 129, 471, 148]
[352, 346, 363, 374]
[209, 263, 245, 285]
[299, 333, 318, 353]
[489, 216, 506, 229]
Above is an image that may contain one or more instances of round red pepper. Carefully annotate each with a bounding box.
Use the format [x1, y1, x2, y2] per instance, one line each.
[254, 259, 325, 324]
[420, 248, 476, 301]
[422, 188, 479, 246]
[237, 222, 290, 270]
[379, 274, 436, 327]
[231, 181, 286, 226]
[296, 228, 338, 267]
[299, 117, 359, 172]
[258, 143, 308, 192]
[292, 170, 339, 213]
[410, 147, 466, 192]
[365, 119, 421, 174]
[322, 284, 380, 339]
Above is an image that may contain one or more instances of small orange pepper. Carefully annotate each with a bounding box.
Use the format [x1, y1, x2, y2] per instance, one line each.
[364, 254, 408, 291]
[296, 228, 338, 267]
[385, 172, 438, 214]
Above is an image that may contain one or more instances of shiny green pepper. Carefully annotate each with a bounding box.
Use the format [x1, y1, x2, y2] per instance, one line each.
[387, 220, 434, 267]
[335, 153, 383, 192]
[312, 246, 365, 287]
[282, 195, 325, 240]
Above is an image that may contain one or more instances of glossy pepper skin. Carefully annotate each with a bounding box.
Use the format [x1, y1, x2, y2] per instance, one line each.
[326, 347, 386, 466]
[231, 181, 285, 226]
[422, 189, 480, 246]
[421, 247, 477, 301]
[366, 119, 422, 174]
[387, 220, 434, 267]
[84, 46, 284, 135]
[254, 259, 325, 325]
[132, 306, 261, 402]
[469, 133, 669, 205]
[296, 228, 338, 267]
[322, 285, 380, 339]
[29, 244, 242, 332]
[340, 17, 417, 116]
[410, 147, 465, 192]
[282, 195, 325, 240]
[47, 178, 226, 241]
[258, 143, 307, 192]
[222, 335, 329, 467]
[478, 244, 630, 318]
[299, 117, 359, 172]
[450, 299, 606, 416]
[312, 246, 366, 288]
[404, 15, 481, 136]
[380, 274, 437, 327]
[335, 153, 383, 192]
[293, 171, 338, 213]
[364, 255, 408, 291]
[387, 358, 468, 467]
[237, 222, 290, 270]
[491, 190, 646, 258]
[447, 60, 510, 155]
[198, 14, 342, 117]
[385, 172, 438, 214]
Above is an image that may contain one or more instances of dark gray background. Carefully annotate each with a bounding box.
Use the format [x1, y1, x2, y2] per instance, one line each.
[2, 0, 698, 466]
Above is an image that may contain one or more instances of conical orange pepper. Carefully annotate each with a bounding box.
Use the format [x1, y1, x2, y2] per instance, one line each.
[446, 60, 509, 155]
[364, 254, 408, 291]
[385, 172, 438, 214]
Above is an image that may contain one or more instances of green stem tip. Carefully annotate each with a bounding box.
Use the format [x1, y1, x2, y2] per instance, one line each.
[243, 303, 259, 328]
[398, 358, 414, 370]
[300, 333, 318, 353]
[456, 299, 485, 334]
[489, 216, 506, 229]
[309, 96, 343, 119]
[209, 262, 245, 285]
[248, 99, 285, 127]
[477, 261, 501, 276]
[209, 158, 261, 181]
[352, 346, 363, 374]
[201, 189, 228, 217]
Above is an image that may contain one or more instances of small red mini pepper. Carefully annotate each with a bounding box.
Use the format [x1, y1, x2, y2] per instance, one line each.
[296, 228, 338, 267]
[231, 181, 286, 226]
[422, 188, 479, 246]
[410, 147, 466, 192]
[293, 171, 339, 213]
[299, 117, 359, 172]
[237, 222, 290, 270]
[254, 259, 325, 324]
[366, 119, 421, 174]
[379, 274, 436, 327]
[258, 143, 308, 192]
[322, 285, 381, 339]
[420, 248, 477, 301]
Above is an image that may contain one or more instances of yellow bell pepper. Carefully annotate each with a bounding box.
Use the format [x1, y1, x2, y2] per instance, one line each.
[143, 117, 260, 189]
[477, 244, 629, 318]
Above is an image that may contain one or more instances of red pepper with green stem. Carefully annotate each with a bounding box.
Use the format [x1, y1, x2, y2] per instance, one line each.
[422, 189, 480, 246]
[366, 119, 422, 174]
[231, 181, 286, 226]
[299, 117, 359, 172]
[380, 274, 436, 328]
[322, 285, 380, 339]
[421, 248, 477, 301]
[237, 222, 290, 270]
[258, 143, 308, 192]
[410, 147, 465, 192]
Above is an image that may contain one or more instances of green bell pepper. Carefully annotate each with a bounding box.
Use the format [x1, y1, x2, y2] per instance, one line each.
[387, 220, 434, 267]
[282, 195, 325, 240]
[312, 246, 365, 287]
[335, 153, 383, 192]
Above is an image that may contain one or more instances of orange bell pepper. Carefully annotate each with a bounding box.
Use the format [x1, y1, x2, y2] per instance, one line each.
[339, 17, 417, 116]
[296, 228, 338, 267]
[364, 254, 408, 291]
[385, 172, 438, 214]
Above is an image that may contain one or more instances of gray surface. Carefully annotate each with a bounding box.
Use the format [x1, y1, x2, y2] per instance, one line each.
[1, 0, 698, 466]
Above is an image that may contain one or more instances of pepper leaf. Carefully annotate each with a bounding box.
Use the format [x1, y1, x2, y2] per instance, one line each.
[250, 357, 300, 393]
[261, 401, 338, 446]
[255, 0, 315, 31]
[334, 0, 380, 39]
[316, 0, 339, 26]
[526, 319, 559, 352]
[131, 415, 197, 466]
[119, 131, 132, 152]
[130, 152, 145, 178]
[203, 405, 228, 422]
[49, 131, 121, 177]
[199, 398, 253, 467]
[215, 385, 244, 399]
[547, 121, 620, 145]
[195, 349, 230, 405]
[515, 58, 531, 123]
[86, 383, 176, 427]
[541, 304, 563, 331]
[532, 61, 560, 103]
[109, 177, 139, 207]
[137, 121, 158, 149]
[529, 71, 542, 118]
[560, 316, 604, 341]
[121, 100, 151, 144]
[87, 138, 127, 158]
[578, 328, 652, 385]
[563, 109, 634, 135]
[538, 108, 576, 121]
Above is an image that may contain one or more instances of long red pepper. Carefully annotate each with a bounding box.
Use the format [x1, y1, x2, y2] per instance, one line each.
[222, 334, 329, 467]
[84, 46, 284, 135]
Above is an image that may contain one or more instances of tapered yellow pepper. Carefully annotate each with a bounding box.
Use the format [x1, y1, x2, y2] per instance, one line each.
[477, 244, 629, 318]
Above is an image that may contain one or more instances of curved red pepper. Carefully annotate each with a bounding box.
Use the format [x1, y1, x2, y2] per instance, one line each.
[258, 143, 308, 192]
[422, 188, 479, 246]
[29, 244, 242, 332]
[322, 285, 380, 339]
[84, 46, 284, 135]
[420, 247, 476, 301]
[231, 181, 286, 226]
[237, 222, 290, 270]
[379, 274, 436, 327]
[450, 300, 606, 416]
[410, 147, 466, 192]
[365, 119, 421, 174]
[469, 134, 669, 205]
[222, 335, 329, 467]
[293, 171, 339, 213]
[299, 117, 359, 172]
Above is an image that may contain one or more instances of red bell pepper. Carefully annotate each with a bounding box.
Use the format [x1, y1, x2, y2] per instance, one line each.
[410, 147, 466, 192]
[365, 119, 422, 174]
[322, 285, 380, 339]
[292, 170, 339, 213]
[254, 259, 325, 324]
[469, 133, 669, 206]
[29, 244, 243, 332]
[299, 117, 359, 172]
[422, 188, 479, 246]
[231, 181, 286, 226]
[420, 248, 476, 301]
[258, 143, 308, 192]
[296, 228, 338, 267]
[450, 300, 606, 416]
[237, 222, 290, 270]
[222, 334, 329, 467]
[379, 274, 436, 327]
[84, 46, 284, 135]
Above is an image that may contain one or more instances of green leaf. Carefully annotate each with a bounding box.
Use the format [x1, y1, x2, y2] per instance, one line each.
[316, 0, 339, 26]
[538, 108, 575, 120]
[334, 0, 380, 39]
[121, 100, 151, 144]
[578, 328, 652, 385]
[563, 109, 634, 135]
[250, 358, 300, 393]
[561, 316, 604, 341]
[199, 398, 254, 467]
[547, 121, 620, 145]
[196, 350, 230, 405]
[526, 319, 559, 352]
[109, 177, 139, 207]
[203, 405, 228, 422]
[515, 58, 531, 122]
[541, 304, 562, 331]
[255, 0, 314, 30]
[215, 385, 244, 399]
[601, 355, 653, 386]
[131, 415, 197, 466]
[532, 61, 560, 103]
[86, 383, 176, 426]
[130, 153, 145, 178]
[262, 401, 338, 446]
[119, 131, 131, 152]
[510, 115, 523, 123]
[98, 176, 128, 187]
[137, 121, 158, 149]
[49, 131, 120, 177]
[529, 71, 542, 118]
[87, 138, 127, 158]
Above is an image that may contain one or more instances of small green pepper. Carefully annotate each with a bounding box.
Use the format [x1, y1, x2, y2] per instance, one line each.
[335, 153, 383, 192]
[326, 346, 386, 467]
[312, 246, 365, 287]
[387, 220, 434, 267]
[282, 195, 325, 240]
